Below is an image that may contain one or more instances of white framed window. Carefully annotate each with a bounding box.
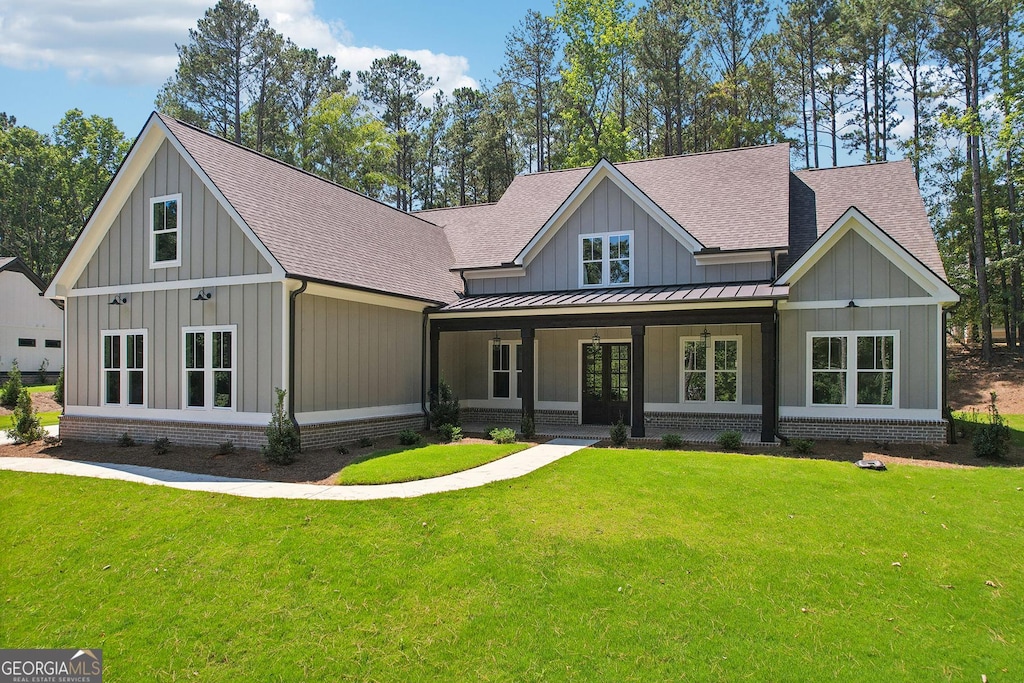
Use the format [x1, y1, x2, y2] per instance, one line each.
[182, 325, 236, 411]
[807, 331, 898, 408]
[680, 336, 741, 404]
[489, 341, 523, 400]
[150, 193, 182, 268]
[101, 329, 147, 407]
[579, 231, 633, 287]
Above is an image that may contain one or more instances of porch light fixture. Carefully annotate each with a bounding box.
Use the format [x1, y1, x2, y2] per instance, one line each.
[590, 331, 602, 351]
[492, 332, 502, 349]
[700, 326, 711, 343]
[846, 300, 858, 308]
[193, 288, 213, 301]
[109, 295, 127, 306]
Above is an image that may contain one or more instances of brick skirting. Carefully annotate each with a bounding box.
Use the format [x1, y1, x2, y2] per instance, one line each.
[778, 416, 948, 445]
[646, 411, 762, 433]
[462, 407, 578, 427]
[299, 413, 427, 450]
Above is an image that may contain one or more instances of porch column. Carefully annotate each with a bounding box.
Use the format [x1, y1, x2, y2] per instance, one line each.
[520, 326, 535, 430]
[760, 316, 778, 443]
[631, 325, 646, 438]
[429, 323, 440, 412]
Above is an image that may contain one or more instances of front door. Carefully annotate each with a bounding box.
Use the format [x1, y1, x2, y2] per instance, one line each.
[582, 343, 630, 425]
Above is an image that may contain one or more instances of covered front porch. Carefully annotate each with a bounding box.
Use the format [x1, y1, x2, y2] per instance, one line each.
[428, 284, 785, 443]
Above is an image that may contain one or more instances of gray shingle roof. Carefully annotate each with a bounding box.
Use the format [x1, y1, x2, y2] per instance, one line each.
[159, 114, 463, 304]
[794, 160, 946, 278]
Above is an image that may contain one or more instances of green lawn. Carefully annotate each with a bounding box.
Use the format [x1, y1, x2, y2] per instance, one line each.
[0, 410, 60, 431]
[953, 411, 1024, 447]
[336, 442, 528, 484]
[2, 450, 1022, 681]
[26, 384, 56, 394]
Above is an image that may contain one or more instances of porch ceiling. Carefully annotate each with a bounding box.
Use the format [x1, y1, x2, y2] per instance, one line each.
[437, 282, 788, 313]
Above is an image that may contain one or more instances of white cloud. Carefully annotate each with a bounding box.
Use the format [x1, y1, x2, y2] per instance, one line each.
[0, 0, 477, 98]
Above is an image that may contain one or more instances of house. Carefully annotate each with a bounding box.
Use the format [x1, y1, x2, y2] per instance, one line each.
[1, 257, 64, 382]
[44, 112, 959, 448]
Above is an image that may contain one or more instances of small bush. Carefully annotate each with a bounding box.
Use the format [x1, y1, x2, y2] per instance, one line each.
[1, 359, 23, 409]
[973, 392, 1011, 460]
[263, 388, 300, 465]
[437, 423, 463, 443]
[153, 437, 172, 455]
[717, 430, 742, 450]
[398, 429, 423, 446]
[335, 444, 350, 455]
[5, 388, 44, 443]
[791, 438, 814, 455]
[662, 433, 683, 449]
[53, 367, 64, 406]
[429, 378, 460, 429]
[216, 441, 235, 455]
[490, 427, 517, 444]
[610, 419, 628, 447]
[520, 414, 536, 439]
[357, 437, 374, 448]
[37, 358, 49, 385]
[117, 432, 135, 448]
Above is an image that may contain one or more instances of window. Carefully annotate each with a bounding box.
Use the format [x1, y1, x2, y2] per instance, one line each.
[101, 330, 146, 407]
[150, 193, 182, 267]
[681, 337, 740, 404]
[17, 338, 36, 347]
[579, 231, 633, 287]
[808, 332, 897, 408]
[45, 339, 61, 348]
[489, 341, 523, 399]
[183, 326, 236, 410]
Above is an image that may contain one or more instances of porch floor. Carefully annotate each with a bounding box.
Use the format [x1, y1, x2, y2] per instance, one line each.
[463, 422, 778, 449]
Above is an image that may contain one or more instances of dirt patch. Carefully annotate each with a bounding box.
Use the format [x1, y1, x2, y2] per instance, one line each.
[948, 344, 1024, 414]
[0, 433, 527, 485]
[0, 390, 61, 417]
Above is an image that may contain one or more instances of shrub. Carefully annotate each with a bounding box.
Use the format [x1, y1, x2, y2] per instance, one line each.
[357, 437, 375, 448]
[437, 423, 463, 443]
[610, 419, 628, 446]
[398, 429, 423, 446]
[153, 437, 172, 455]
[717, 430, 742, 450]
[37, 358, 49, 385]
[791, 438, 814, 455]
[335, 444, 350, 455]
[429, 378, 460, 429]
[53, 367, 64, 406]
[520, 415, 536, 439]
[262, 388, 300, 465]
[1, 359, 23, 409]
[973, 392, 1011, 460]
[117, 432, 135, 448]
[490, 427, 517, 444]
[5, 388, 44, 443]
[216, 441, 235, 455]
[662, 433, 683, 449]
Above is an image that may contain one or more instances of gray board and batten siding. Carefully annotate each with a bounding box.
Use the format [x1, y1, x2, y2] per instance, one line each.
[66, 283, 284, 413]
[466, 177, 773, 296]
[74, 139, 273, 290]
[439, 324, 762, 406]
[293, 294, 423, 413]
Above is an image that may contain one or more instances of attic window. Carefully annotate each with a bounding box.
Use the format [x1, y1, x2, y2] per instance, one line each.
[150, 194, 182, 268]
[579, 231, 633, 288]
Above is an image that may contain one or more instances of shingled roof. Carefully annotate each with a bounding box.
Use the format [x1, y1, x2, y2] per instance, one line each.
[159, 114, 463, 304]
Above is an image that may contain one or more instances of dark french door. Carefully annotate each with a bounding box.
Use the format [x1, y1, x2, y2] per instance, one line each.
[582, 343, 630, 425]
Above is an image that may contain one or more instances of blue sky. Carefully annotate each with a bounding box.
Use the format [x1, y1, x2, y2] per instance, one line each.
[0, 0, 553, 138]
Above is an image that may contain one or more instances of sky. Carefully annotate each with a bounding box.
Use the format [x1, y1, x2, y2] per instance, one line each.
[0, 0, 554, 138]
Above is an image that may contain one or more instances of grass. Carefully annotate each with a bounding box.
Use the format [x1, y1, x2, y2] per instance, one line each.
[0, 410, 60, 431]
[953, 411, 1024, 447]
[2, 449, 1023, 681]
[26, 384, 56, 394]
[336, 442, 528, 484]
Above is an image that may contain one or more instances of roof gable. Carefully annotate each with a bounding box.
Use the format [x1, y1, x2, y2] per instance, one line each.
[0, 257, 46, 291]
[777, 206, 958, 304]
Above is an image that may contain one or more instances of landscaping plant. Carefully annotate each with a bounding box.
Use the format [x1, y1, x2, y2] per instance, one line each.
[717, 430, 742, 450]
[791, 438, 815, 455]
[429, 378, 460, 429]
[1, 359, 23, 409]
[52, 367, 64, 406]
[490, 427, 517, 444]
[437, 423, 463, 443]
[5, 388, 45, 443]
[662, 433, 683, 449]
[117, 432, 135, 448]
[973, 392, 1011, 459]
[153, 437, 172, 455]
[520, 414, 535, 439]
[610, 418, 628, 446]
[398, 429, 423, 446]
[263, 388, 299, 465]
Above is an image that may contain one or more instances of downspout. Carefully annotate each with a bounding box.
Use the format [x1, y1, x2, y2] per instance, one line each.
[288, 278, 308, 434]
[421, 311, 429, 426]
[942, 306, 956, 444]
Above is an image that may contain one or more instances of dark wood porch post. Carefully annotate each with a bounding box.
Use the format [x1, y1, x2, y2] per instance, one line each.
[631, 325, 646, 438]
[520, 326, 535, 430]
[429, 323, 440, 414]
[760, 316, 778, 443]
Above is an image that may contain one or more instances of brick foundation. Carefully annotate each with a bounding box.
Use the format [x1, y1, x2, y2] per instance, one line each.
[299, 413, 427, 450]
[462, 407, 578, 427]
[778, 416, 948, 445]
[646, 411, 762, 433]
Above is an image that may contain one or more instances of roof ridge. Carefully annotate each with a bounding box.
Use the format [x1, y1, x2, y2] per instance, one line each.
[156, 111, 447, 234]
[414, 202, 499, 213]
[795, 158, 910, 173]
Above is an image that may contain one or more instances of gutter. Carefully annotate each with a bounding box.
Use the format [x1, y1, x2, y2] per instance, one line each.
[288, 278, 308, 434]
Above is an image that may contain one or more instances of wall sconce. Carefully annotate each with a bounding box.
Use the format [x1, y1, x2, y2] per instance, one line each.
[193, 288, 213, 301]
[700, 326, 711, 343]
[846, 300, 858, 308]
[590, 331, 602, 352]
[492, 332, 502, 349]
[108, 295, 127, 306]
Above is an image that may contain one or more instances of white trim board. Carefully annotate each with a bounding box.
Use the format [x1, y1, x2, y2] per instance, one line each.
[64, 405, 272, 426]
[295, 403, 423, 426]
[431, 299, 776, 320]
[68, 273, 283, 298]
[779, 407, 942, 421]
[300, 281, 431, 313]
[779, 297, 939, 310]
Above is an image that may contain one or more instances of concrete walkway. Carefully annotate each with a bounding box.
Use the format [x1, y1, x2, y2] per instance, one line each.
[0, 424, 59, 446]
[0, 438, 596, 500]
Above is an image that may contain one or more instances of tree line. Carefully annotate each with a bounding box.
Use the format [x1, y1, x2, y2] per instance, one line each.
[0, 0, 1020, 359]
